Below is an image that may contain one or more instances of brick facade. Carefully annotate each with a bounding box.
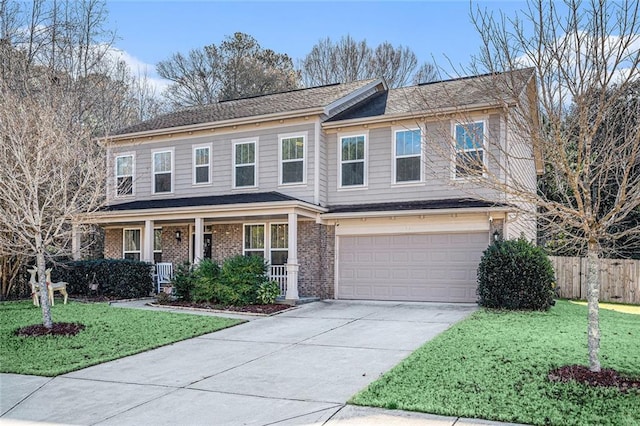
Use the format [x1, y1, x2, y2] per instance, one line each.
[104, 228, 122, 259]
[298, 222, 334, 299]
[161, 225, 190, 264]
[211, 224, 243, 262]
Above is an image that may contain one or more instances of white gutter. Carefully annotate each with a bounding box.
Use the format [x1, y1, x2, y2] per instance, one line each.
[321, 206, 514, 220]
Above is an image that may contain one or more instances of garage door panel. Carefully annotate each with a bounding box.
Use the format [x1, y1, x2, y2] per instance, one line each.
[337, 232, 488, 302]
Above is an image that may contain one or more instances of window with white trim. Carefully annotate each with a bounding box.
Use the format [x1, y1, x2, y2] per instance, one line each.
[280, 136, 305, 184]
[153, 228, 162, 263]
[234, 141, 256, 187]
[244, 224, 265, 258]
[340, 135, 365, 187]
[193, 145, 211, 185]
[270, 223, 288, 265]
[153, 150, 173, 193]
[123, 229, 141, 261]
[115, 154, 134, 196]
[395, 129, 422, 183]
[455, 122, 485, 178]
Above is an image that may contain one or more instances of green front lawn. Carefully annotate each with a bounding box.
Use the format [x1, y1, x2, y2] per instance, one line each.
[351, 300, 640, 426]
[0, 300, 243, 376]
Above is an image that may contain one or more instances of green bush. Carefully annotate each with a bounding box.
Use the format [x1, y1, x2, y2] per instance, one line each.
[169, 256, 274, 305]
[217, 255, 269, 305]
[256, 281, 281, 304]
[191, 259, 220, 303]
[172, 262, 196, 301]
[477, 238, 555, 310]
[54, 259, 153, 299]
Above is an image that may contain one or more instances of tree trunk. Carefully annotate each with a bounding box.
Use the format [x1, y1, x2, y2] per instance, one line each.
[36, 251, 53, 329]
[586, 239, 601, 372]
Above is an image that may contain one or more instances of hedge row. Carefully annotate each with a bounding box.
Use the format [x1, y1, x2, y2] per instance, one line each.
[53, 259, 153, 299]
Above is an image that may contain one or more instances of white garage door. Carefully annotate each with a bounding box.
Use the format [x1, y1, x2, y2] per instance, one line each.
[337, 232, 489, 302]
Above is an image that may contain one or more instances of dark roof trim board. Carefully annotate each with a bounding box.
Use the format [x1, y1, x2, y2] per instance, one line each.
[104, 192, 305, 211]
[102, 194, 507, 215]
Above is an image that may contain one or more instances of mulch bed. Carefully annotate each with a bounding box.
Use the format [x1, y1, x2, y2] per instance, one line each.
[549, 365, 640, 393]
[157, 300, 292, 315]
[15, 322, 85, 337]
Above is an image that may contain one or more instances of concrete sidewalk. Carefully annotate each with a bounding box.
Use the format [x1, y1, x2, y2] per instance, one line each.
[1, 300, 523, 426]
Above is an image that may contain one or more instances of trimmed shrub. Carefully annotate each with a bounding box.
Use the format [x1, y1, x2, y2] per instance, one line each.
[172, 262, 196, 301]
[217, 255, 269, 305]
[477, 238, 555, 310]
[54, 259, 153, 299]
[191, 259, 220, 303]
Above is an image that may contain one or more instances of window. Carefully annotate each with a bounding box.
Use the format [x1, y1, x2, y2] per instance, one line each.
[115, 154, 134, 196]
[340, 135, 366, 187]
[243, 223, 288, 264]
[123, 229, 141, 261]
[234, 141, 256, 187]
[244, 224, 265, 258]
[153, 228, 162, 263]
[270, 223, 288, 265]
[153, 150, 173, 193]
[280, 135, 305, 184]
[455, 122, 485, 177]
[193, 145, 211, 184]
[395, 129, 422, 183]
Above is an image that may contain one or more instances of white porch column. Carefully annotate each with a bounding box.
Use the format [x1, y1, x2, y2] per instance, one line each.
[194, 217, 204, 264]
[71, 224, 81, 260]
[143, 220, 154, 263]
[285, 212, 299, 300]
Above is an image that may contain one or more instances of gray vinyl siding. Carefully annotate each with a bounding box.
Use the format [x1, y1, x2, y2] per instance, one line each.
[326, 116, 503, 206]
[107, 123, 318, 205]
[504, 105, 538, 242]
[318, 128, 328, 206]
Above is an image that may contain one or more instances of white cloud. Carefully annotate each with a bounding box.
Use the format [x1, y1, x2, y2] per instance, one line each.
[107, 47, 170, 94]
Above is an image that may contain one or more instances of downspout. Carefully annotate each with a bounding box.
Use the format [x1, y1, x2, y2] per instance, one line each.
[314, 118, 321, 206]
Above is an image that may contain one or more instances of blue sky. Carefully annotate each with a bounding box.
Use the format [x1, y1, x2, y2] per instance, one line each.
[106, 1, 529, 88]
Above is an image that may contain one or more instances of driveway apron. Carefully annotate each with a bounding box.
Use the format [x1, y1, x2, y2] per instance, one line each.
[1, 300, 476, 425]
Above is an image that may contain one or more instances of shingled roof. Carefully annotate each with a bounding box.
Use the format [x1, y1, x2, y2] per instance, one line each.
[328, 68, 535, 122]
[114, 79, 378, 136]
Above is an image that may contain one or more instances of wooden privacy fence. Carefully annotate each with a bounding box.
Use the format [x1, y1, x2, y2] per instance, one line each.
[549, 256, 640, 304]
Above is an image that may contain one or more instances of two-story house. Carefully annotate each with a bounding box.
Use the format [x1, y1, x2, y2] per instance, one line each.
[91, 69, 540, 303]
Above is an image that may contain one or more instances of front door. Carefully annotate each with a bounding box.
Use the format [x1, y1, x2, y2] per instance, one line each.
[191, 233, 212, 262]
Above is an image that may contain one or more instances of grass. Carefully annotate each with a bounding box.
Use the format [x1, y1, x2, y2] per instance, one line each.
[0, 300, 243, 376]
[351, 300, 640, 426]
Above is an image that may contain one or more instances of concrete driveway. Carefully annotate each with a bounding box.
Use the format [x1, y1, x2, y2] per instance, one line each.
[1, 300, 483, 426]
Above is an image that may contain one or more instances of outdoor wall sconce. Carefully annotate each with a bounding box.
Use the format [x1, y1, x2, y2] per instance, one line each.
[175, 230, 182, 242]
[493, 230, 501, 242]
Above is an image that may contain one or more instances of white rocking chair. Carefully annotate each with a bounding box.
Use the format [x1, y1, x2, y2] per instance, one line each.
[155, 262, 173, 294]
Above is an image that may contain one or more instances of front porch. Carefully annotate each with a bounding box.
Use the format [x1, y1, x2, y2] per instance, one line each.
[91, 194, 335, 301]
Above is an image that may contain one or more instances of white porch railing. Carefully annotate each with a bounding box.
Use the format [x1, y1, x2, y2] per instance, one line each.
[269, 265, 287, 296]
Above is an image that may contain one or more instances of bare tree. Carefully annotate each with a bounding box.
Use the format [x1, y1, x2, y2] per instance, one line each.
[412, 62, 440, 85]
[301, 35, 438, 88]
[0, 0, 155, 313]
[0, 81, 106, 327]
[420, 0, 640, 372]
[157, 32, 300, 108]
[156, 45, 223, 108]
